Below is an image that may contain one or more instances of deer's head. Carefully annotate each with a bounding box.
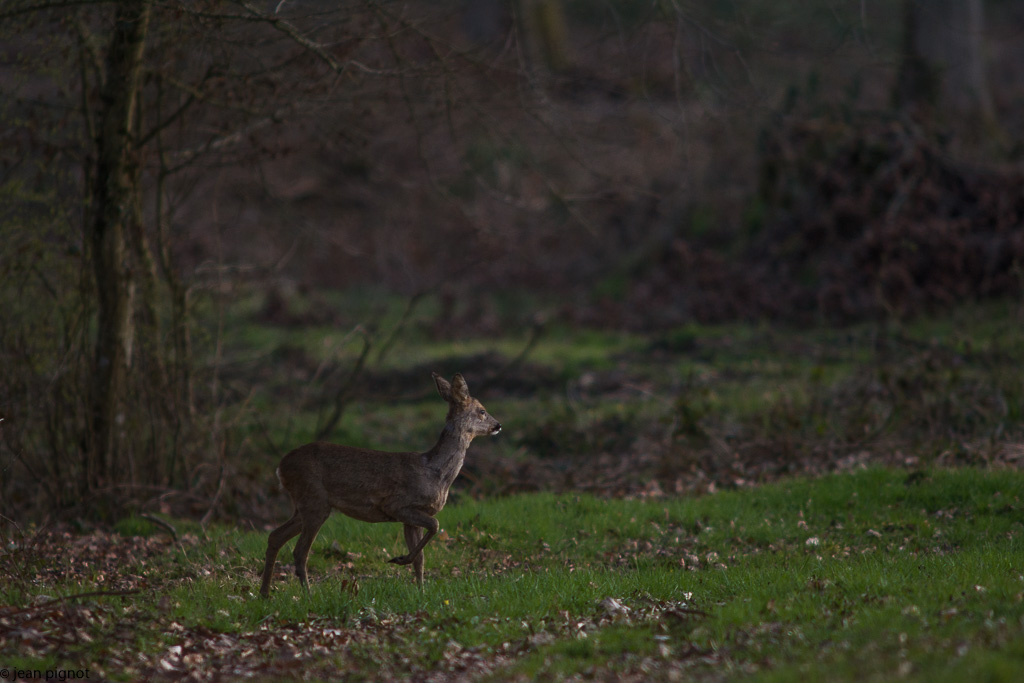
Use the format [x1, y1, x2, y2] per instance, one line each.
[433, 372, 501, 437]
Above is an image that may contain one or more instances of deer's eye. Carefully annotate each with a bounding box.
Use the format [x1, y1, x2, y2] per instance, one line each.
[478, 409, 487, 416]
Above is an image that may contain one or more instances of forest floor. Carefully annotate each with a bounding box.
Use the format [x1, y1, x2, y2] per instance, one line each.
[3, 295, 1024, 681]
[1, 468, 1022, 681]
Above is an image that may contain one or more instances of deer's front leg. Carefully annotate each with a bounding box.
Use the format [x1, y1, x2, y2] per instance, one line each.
[389, 510, 438, 566]
[403, 524, 425, 585]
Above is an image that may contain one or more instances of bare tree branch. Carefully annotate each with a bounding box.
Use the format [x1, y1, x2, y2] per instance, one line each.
[0, 0, 109, 22]
[236, 0, 346, 73]
[162, 104, 291, 172]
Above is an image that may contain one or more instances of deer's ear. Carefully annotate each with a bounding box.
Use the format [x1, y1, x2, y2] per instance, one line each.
[433, 372, 453, 403]
[450, 373, 471, 404]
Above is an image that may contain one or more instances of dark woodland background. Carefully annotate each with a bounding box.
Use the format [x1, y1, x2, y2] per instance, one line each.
[1, 0, 1023, 523]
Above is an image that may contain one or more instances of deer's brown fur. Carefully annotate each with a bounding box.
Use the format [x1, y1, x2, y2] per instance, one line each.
[259, 373, 500, 596]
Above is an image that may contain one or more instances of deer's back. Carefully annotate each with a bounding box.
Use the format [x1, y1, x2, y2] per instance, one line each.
[277, 441, 443, 522]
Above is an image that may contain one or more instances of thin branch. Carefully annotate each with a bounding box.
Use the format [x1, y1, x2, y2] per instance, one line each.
[0, 0, 107, 22]
[3, 438, 58, 502]
[156, 71, 273, 120]
[230, 1, 435, 77]
[73, 13, 101, 152]
[374, 292, 424, 366]
[139, 513, 179, 541]
[236, 0, 345, 73]
[136, 73, 203, 148]
[314, 327, 373, 442]
[162, 105, 290, 172]
[199, 468, 224, 529]
[10, 590, 143, 613]
[479, 315, 547, 393]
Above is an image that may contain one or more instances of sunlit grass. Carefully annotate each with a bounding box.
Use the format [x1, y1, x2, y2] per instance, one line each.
[214, 287, 1024, 486]
[4, 466, 1022, 679]
[81, 292, 1024, 678]
[134, 467, 1024, 679]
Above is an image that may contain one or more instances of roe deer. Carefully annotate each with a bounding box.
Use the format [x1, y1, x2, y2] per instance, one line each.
[259, 372, 501, 596]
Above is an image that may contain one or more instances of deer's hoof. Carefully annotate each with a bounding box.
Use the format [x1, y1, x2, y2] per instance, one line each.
[389, 555, 412, 565]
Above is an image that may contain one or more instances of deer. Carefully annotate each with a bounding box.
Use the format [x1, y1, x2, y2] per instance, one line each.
[259, 372, 501, 597]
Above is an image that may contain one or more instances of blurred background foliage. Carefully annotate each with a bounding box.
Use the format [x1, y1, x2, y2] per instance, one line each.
[1, 0, 1022, 523]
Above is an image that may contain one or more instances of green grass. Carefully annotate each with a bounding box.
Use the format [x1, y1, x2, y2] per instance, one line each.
[209, 288, 1024, 482]
[3, 467, 1023, 679]
[111, 468, 1024, 679]
[10, 295, 1023, 678]
[258, 291, 1022, 451]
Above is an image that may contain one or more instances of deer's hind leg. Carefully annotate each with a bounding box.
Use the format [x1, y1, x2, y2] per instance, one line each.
[260, 511, 302, 597]
[389, 509, 438, 568]
[403, 524, 425, 586]
[292, 502, 331, 592]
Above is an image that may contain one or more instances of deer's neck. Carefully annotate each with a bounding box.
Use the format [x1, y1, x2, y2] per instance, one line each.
[426, 424, 473, 487]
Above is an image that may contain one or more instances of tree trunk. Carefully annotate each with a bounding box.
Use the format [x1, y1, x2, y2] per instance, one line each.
[895, 0, 996, 132]
[87, 0, 151, 492]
